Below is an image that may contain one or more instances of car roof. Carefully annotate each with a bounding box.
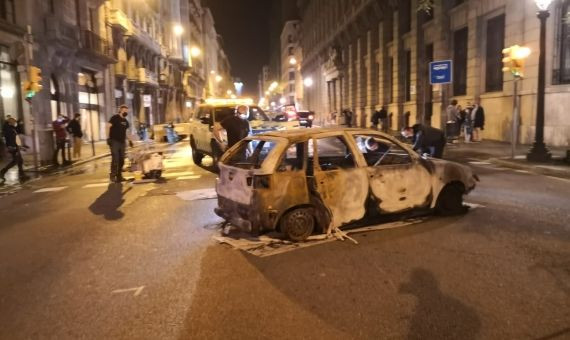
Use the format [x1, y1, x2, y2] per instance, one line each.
[255, 127, 394, 141]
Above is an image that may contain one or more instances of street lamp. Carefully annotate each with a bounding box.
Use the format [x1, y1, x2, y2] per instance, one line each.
[190, 46, 201, 57]
[279, 97, 287, 105]
[289, 57, 297, 65]
[227, 89, 233, 95]
[173, 24, 184, 36]
[215, 75, 223, 82]
[527, 0, 553, 162]
[303, 77, 313, 87]
[234, 81, 244, 96]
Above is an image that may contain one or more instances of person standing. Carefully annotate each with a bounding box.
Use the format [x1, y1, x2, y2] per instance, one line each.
[108, 105, 133, 183]
[52, 114, 70, 166]
[66, 113, 83, 159]
[217, 104, 251, 149]
[446, 100, 459, 139]
[344, 109, 353, 128]
[401, 124, 446, 158]
[471, 100, 485, 142]
[1, 118, 29, 184]
[378, 106, 388, 132]
[371, 109, 380, 130]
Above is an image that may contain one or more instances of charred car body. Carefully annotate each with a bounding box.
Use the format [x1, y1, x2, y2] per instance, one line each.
[215, 128, 478, 241]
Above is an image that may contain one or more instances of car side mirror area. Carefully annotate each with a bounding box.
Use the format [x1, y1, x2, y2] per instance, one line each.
[200, 116, 212, 125]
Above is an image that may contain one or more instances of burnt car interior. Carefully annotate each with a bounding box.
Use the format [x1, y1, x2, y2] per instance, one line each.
[224, 139, 278, 169]
[354, 135, 412, 166]
[314, 136, 356, 171]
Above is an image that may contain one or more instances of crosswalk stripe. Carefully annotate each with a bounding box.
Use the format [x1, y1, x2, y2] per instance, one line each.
[33, 187, 67, 193]
[82, 183, 110, 188]
[163, 171, 194, 178]
[468, 161, 492, 165]
[177, 175, 201, 180]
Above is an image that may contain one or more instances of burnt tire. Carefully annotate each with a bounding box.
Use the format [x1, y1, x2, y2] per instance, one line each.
[281, 208, 315, 242]
[190, 137, 204, 165]
[435, 184, 467, 216]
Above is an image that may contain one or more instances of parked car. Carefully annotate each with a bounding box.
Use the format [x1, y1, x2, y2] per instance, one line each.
[296, 110, 314, 127]
[215, 128, 478, 241]
[189, 99, 299, 168]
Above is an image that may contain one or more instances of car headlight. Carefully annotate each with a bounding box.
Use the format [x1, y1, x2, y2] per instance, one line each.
[308, 115, 314, 120]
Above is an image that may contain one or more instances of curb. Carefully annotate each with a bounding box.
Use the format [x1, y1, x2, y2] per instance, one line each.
[489, 157, 570, 179]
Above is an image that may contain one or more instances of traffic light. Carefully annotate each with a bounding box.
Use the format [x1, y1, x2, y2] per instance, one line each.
[502, 45, 531, 78]
[23, 66, 43, 100]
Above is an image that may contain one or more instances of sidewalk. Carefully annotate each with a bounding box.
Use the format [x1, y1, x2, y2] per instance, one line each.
[0, 140, 150, 189]
[445, 139, 570, 178]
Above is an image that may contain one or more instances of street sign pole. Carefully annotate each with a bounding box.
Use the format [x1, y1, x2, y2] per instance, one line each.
[511, 77, 520, 159]
[429, 60, 453, 130]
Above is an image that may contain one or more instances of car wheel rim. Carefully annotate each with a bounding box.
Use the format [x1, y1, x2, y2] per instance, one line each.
[286, 210, 313, 238]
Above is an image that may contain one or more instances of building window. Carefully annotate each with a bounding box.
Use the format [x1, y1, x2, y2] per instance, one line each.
[287, 35, 293, 43]
[400, 0, 412, 34]
[289, 84, 294, 92]
[288, 47, 294, 56]
[485, 14, 505, 92]
[404, 50, 412, 101]
[0, 0, 15, 23]
[453, 0, 466, 7]
[556, 0, 570, 84]
[453, 27, 468, 96]
[289, 71, 295, 81]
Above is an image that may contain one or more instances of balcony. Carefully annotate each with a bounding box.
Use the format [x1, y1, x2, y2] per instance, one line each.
[138, 68, 158, 86]
[79, 30, 116, 64]
[115, 60, 127, 77]
[109, 8, 130, 32]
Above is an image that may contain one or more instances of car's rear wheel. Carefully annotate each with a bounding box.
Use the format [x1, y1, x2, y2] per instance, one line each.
[281, 208, 315, 242]
[190, 137, 204, 165]
[435, 183, 467, 215]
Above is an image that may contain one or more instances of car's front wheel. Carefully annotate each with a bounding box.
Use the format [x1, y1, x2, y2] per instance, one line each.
[280, 208, 315, 242]
[190, 137, 204, 165]
[435, 183, 467, 215]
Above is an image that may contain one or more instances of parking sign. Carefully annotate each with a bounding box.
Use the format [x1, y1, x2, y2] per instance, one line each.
[429, 60, 453, 84]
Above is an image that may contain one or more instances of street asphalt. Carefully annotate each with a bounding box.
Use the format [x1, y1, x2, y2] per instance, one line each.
[0, 142, 568, 339]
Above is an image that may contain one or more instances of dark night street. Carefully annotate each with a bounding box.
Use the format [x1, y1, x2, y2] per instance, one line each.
[0, 142, 568, 339]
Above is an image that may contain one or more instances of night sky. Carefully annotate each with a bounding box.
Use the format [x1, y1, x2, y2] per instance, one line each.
[205, 0, 274, 97]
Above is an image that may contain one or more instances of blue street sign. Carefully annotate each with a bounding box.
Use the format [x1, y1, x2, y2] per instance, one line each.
[429, 60, 453, 84]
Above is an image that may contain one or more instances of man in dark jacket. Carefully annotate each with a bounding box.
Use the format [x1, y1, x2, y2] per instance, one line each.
[1, 118, 29, 184]
[108, 105, 133, 183]
[401, 124, 446, 158]
[217, 105, 251, 149]
[66, 113, 83, 159]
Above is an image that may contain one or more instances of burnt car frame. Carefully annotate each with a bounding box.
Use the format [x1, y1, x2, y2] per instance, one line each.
[215, 128, 478, 241]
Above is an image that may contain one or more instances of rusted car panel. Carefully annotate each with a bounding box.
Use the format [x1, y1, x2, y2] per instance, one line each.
[214, 128, 477, 240]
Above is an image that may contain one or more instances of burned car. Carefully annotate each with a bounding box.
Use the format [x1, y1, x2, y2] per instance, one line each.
[215, 128, 478, 241]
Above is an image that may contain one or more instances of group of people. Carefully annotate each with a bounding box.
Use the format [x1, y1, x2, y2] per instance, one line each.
[446, 99, 485, 142]
[51, 113, 84, 166]
[371, 106, 389, 132]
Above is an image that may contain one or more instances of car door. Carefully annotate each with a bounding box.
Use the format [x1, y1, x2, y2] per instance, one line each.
[311, 133, 369, 229]
[351, 133, 432, 213]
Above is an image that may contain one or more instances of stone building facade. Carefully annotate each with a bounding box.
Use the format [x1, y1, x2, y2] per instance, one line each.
[0, 0, 230, 164]
[280, 20, 304, 108]
[298, 0, 570, 146]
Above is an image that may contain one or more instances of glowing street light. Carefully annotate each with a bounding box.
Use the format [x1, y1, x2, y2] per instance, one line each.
[173, 24, 184, 36]
[289, 57, 297, 65]
[269, 81, 278, 91]
[535, 0, 552, 11]
[230, 94, 237, 99]
[279, 97, 287, 105]
[215, 75, 223, 82]
[303, 77, 313, 87]
[190, 46, 201, 57]
[227, 89, 233, 95]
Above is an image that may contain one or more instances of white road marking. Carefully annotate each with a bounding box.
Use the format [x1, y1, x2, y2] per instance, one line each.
[515, 170, 531, 174]
[33, 187, 67, 193]
[464, 202, 485, 209]
[162, 171, 195, 178]
[546, 176, 570, 183]
[111, 286, 145, 297]
[176, 188, 217, 201]
[82, 183, 110, 188]
[176, 175, 201, 180]
[468, 161, 492, 165]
